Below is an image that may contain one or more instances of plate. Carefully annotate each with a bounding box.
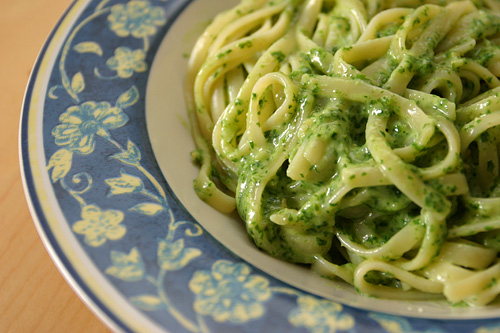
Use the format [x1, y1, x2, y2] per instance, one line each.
[19, 0, 500, 331]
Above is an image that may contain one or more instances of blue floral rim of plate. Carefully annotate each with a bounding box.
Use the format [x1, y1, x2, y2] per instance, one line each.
[19, 0, 500, 332]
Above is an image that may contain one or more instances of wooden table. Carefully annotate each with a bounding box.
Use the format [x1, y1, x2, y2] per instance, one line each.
[0, 1, 110, 331]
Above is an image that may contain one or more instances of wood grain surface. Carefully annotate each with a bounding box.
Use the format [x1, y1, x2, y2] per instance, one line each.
[0, 0, 111, 331]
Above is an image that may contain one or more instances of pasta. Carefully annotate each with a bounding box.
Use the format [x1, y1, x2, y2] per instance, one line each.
[185, 0, 500, 306]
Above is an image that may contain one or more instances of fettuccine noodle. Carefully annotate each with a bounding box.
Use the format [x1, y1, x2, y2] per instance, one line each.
[185, 0, 500, 305]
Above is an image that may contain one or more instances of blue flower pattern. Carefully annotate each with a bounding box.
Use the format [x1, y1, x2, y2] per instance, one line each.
[289, 295, 354, 333]
[42, 0, 500, 332]
[52, 101, 128, 154]
[189, 260, 272, 324]
[106, 47, 147, 78]
[72, 204, 126, 247]
[108, 0, 166, 38]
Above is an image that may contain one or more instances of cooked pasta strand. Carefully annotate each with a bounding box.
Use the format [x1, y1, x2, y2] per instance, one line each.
[186, 0, 500, 305]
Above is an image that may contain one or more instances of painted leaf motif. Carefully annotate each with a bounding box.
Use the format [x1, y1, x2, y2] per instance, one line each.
[73, 41, 103, 56]
[130, 203, 165, 216]
[105, 247, 145, 282]
[158, 238, 202, 271]
[105, 170, 144, 195]
[165, 247, 202, 271]
[111, 140, 141, 166]
[71, 72, 85, 94]
[116, 85, 139, 109]
[47, 148, 73, 182]
[48, 85, 60, 99]
[369, 313, 411, 333]
[476, 325, 500, 333]
[129, 295, 164, 311]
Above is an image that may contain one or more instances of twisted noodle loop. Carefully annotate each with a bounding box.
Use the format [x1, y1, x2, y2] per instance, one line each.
[186, 0, 500, 305]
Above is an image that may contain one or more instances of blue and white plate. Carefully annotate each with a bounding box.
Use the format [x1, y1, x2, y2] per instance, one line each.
[20, 0, 500, 331]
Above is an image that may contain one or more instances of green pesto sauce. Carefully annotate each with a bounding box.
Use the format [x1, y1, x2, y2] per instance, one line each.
[232, 81, 421, 262]
[196, 0, 500, 265]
